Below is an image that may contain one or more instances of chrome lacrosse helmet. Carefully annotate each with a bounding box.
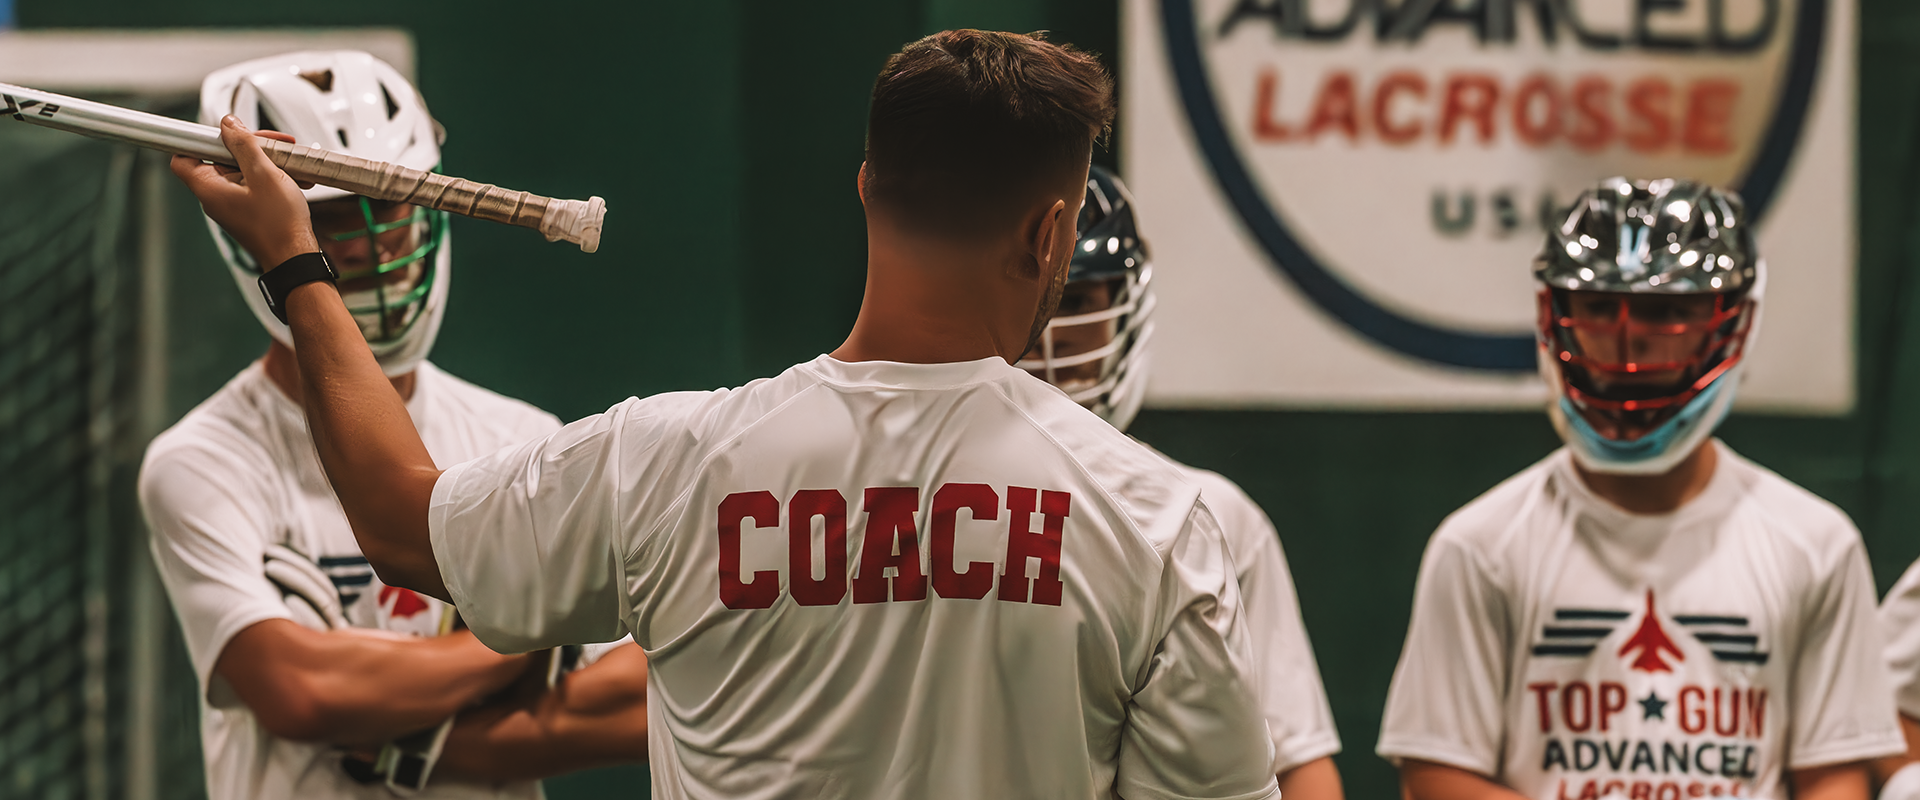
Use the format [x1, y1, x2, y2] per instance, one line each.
[1535, 177, 1763, 475]
[199, 50, 451, 377]
[1019, 165, 1156, 430]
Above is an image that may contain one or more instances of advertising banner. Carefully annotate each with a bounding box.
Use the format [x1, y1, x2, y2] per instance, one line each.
[1124, 0, 1856, 411]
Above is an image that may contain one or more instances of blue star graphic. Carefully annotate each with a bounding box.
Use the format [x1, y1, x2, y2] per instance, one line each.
[1639, 691, 1668, 721]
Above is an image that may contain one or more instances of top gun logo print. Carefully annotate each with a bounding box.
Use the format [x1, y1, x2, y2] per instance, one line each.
[1527, 590, 1775, 799]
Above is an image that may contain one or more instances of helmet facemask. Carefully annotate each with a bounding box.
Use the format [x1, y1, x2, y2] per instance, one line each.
[217, 196, 447, 355]
[316, 197, 444, 347]
[1024, 267, 1155, 404]
[1532, 176, 1763, 475]
[1539, 288, 1756, 442]
[1018, 165, 1156, 430]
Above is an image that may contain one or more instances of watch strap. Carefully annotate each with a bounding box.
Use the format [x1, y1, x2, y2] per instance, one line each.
[257, 252, 338, 324]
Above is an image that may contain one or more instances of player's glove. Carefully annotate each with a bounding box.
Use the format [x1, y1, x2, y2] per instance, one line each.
[263, 544, 347, 630]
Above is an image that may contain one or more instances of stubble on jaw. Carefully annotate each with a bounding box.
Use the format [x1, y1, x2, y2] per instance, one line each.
[1021, 253, 1072, 361]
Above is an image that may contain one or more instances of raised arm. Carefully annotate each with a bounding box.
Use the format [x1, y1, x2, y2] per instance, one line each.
[171, 118, 447, 598]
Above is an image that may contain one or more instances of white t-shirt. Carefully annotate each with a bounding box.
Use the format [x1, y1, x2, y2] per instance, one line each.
[1171, 462, 1341, 775]
[1377, 442, 1901, 800]
[139, 361, 562, 800]
[429, 355, 1281, 800]
[1877, 557, 1920, 719]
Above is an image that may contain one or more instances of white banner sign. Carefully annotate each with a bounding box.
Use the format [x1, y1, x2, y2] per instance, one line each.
[1124, 0, 1856, 411]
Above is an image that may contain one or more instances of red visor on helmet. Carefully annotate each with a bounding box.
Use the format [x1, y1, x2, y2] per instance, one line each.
[1538, 289, 1756, 436]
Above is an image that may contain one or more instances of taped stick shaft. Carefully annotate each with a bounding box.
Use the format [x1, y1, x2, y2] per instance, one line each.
[0, 82, 604, 252]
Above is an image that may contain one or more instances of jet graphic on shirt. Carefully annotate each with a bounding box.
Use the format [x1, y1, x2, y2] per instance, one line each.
[1524, 590, 1772, 800]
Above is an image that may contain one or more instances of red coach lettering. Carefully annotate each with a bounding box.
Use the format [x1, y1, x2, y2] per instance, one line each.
[931, 483, 998, 599]
[998, 487, 1070, 605]
[717, 491, 780, 609]
[853, 487, 928, 604]
[788, 489, 848, 606]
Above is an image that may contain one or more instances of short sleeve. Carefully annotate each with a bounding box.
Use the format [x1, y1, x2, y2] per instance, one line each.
[1376, 532, 1511, 777]
[1881, 557, 1920, 718]
[1228, 512, 1341, 774]
[1114, 504, 1282, 800]
[431, 393, 711, 654]
[138, 446, 294, 706]
[1787, 539, 1904, 768]
[430, 409, 630, 653]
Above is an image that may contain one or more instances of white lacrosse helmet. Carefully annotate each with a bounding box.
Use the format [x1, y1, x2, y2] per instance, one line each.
[199, 50, 451, 377]
[1019, 165, 1156, 430]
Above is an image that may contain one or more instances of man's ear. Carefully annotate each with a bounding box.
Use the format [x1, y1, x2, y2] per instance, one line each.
[1027, 198, 1069, 282]
[857, 162, 869, 206]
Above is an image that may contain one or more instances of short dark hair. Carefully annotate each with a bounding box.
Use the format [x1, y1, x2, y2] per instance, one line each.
[863, 30, 1115, 239]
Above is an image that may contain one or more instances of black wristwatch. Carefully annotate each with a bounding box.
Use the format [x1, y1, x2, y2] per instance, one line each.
[257, 252, 338, 324]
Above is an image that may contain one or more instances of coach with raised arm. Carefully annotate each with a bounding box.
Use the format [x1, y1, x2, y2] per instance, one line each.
[173, 30, 1280, 800]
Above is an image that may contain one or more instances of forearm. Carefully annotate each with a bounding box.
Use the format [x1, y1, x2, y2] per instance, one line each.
[1279, 756, 1344, 800]
[309, 629, 527, 744]
[283, 281, 447, 599]
[1877, 715, 1920, 787]
[221, 621, 526, 745]
[1400, 759, 1530, 800]
[436, 645, 650, 781]
[1792, 761, 1873, 800]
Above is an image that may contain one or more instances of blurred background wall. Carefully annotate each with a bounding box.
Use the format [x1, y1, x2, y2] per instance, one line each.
[6, 0, 1920, 798]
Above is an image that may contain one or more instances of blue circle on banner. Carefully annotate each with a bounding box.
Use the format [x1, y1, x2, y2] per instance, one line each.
[1157, 0, 1827, 371]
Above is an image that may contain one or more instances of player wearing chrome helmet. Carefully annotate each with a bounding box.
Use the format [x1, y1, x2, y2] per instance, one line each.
[140, 51, 648, 800]
[1020, 166, 1345, 799]
[1380, 178, 1899, 800]
[1534, 177, 1761, 476]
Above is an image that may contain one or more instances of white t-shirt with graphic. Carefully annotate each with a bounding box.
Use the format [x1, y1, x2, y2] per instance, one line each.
[1377, 442, 1901, 800]
[428, 355, 1281, 800]
[1172, 463, 1342, 775]
[140, 361, 563, 800]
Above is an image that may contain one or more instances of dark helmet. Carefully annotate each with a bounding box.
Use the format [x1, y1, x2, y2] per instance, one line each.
[1018, 165, 1156, 429]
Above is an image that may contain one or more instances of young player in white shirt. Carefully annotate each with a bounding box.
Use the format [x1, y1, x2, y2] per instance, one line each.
[1376, 178, 1902, 800]
[1019, 165, 1344, 799]
[169, 31, 1280, 800]
[139, 51, 648, 800]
